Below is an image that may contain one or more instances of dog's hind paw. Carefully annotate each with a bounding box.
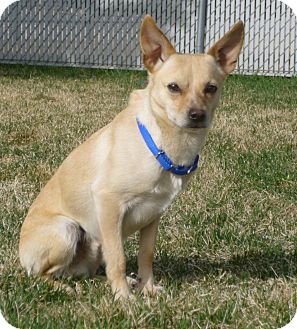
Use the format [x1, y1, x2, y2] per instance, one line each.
[126, 272, 141, 291]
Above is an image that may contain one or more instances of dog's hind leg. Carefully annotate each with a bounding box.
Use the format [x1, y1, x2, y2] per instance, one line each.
[19, 216, 91, 277]
[66, 231, 102, 277]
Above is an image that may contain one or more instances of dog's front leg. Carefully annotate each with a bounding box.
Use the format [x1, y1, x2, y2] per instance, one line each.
[94, 192, 130, 300]
[138, 218, 162, 295]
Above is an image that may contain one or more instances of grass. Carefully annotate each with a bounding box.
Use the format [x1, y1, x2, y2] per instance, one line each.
[0, 64, 296, 328]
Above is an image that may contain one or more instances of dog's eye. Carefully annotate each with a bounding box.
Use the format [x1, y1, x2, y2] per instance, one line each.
[167, 83, 181, 93]
[204, 83, 217, 94]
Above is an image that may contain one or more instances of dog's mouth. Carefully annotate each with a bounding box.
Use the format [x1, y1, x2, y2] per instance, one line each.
[165, 111, 209, 130]
[186, 122, 208, 129]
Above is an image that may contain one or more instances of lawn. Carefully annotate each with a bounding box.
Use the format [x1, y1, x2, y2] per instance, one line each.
[0, 64, 296, 329]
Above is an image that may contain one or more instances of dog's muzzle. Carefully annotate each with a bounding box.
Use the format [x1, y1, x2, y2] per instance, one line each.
[187, 108, 208, 128]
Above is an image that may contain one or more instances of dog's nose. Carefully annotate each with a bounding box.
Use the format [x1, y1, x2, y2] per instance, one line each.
[188, 108, 206, 122]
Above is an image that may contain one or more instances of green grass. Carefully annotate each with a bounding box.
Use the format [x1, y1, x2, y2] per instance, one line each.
[0, 64, 296, 328]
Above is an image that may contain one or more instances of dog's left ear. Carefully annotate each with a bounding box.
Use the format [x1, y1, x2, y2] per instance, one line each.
[140, 15, 176, 72]
[207, 21, 244, 75]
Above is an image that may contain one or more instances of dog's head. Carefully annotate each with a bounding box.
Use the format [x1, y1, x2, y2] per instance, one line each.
[140, 15, 244, 130]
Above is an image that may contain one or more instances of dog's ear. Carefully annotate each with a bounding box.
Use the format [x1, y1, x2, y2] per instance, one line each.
[140, 15, 176, 72]
[207, 21, 244, 75]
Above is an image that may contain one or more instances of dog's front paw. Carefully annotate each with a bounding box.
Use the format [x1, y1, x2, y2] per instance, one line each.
[111, 278, 132, 301]
[142, 283, 164, 296]
[114, 287, 135, 301]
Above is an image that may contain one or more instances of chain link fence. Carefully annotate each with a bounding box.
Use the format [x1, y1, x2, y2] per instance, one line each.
[205, 0, 297, 76]
[0, 0, 296, 76]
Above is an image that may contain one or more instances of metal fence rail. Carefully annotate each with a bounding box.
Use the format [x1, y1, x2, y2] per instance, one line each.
[0, 0, 296, 76]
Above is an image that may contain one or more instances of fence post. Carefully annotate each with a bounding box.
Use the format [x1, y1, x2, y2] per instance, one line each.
[196, 0, 208, 53]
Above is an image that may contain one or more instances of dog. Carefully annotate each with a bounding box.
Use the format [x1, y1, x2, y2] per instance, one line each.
[19, 15, 244, 299]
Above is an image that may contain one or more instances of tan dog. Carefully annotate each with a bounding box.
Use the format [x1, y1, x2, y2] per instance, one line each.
[19, 16, 244, 299]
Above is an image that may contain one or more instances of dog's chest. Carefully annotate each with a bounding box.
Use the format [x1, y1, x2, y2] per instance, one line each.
[122, 174, 186, 237]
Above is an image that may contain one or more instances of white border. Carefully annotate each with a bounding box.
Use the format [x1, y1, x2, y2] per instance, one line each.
[0, 1, 19, 18]
[0, 0, 296, 21]
[281, 0, 297, 15]
[280, 311, 297, 329]
[0, 0, 296, 328]
[0, 312, 18, 329]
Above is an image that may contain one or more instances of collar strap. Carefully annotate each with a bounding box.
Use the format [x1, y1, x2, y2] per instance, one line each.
[136, 118, 199, 176]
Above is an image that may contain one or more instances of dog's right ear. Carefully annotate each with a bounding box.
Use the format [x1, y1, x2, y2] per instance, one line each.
[140, 15, 176, 72]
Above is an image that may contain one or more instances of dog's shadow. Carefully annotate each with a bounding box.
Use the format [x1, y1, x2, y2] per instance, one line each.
[128, 251, 297, 282]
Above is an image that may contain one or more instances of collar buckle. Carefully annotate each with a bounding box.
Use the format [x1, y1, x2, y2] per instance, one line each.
[187, 166, 193, 174]
[155, 150, 165, 159]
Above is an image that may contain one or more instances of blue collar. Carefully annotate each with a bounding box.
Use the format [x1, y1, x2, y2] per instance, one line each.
[136, 118, 199, 176]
